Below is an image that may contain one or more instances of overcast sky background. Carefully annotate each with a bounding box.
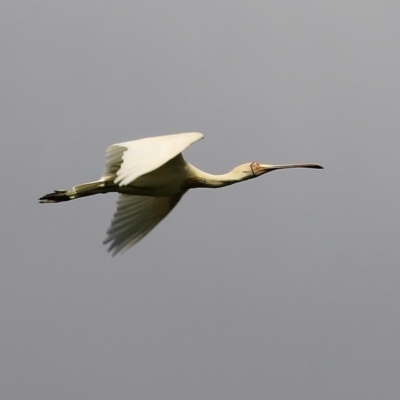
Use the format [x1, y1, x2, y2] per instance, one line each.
[2, 1, 400, 399]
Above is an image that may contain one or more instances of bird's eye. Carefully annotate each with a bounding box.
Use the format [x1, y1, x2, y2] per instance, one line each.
[250, 162, 259, 176]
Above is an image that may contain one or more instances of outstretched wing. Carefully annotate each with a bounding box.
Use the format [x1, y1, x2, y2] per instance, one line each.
[103, 193, 183, 256]
[104, 132, 203, 186]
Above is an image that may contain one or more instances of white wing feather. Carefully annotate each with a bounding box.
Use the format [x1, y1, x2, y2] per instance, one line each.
[104, 132, 203, 186]
[103, 194, 183, 256]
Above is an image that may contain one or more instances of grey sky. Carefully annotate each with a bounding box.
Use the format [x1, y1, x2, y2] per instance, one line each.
[2, 1, 400, 399]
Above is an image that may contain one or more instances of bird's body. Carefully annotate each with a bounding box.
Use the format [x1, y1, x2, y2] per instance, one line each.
[40, 132, 323, 255]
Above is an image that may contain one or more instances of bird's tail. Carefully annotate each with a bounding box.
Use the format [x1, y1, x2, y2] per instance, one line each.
[39, 180, 107, 203]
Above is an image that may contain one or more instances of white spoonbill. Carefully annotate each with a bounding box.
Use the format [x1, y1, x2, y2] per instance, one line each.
[39, 132, 323, 255]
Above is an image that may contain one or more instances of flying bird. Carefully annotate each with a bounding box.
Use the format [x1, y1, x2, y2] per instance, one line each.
[39, 132, 323, 255]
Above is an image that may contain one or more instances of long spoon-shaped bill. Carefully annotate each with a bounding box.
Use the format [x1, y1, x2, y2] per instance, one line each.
[253, 163, 323, 176]
[267, 163, 323, 170]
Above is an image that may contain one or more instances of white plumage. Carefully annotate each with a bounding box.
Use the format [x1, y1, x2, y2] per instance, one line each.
[106, 132, 203, 186]
[40, 132, 323, 255]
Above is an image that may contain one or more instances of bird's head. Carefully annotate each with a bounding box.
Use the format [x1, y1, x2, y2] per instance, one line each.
[231, 162, 324, 181]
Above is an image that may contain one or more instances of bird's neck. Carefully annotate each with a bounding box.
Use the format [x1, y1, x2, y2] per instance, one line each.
[185, 164, 241, 189]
